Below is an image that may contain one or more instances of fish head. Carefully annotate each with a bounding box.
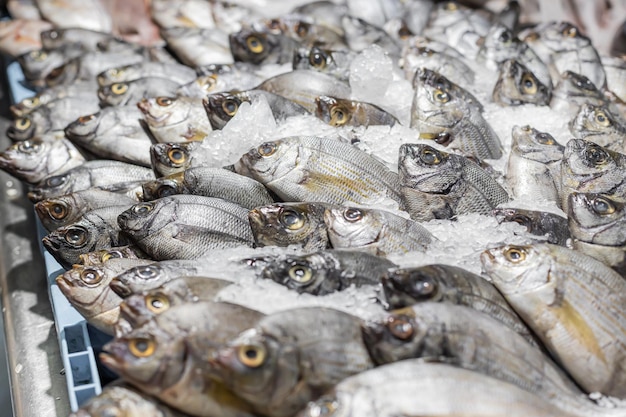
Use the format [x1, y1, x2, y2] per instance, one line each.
[17, 48, 63, 81]
[568, 192, 626, 245]
[562, 139, 618, 177]
[110, 264, 169, 297]
[204, 92, 245, 129]
[117, 199, 171, 241]
[0, 138, 51, 182]
[98, 82, 132, 107]
[293, 46, 330, 72]
[28, 171, 72, 202]
[249, 202, 325, 247]
[557, 71, 603, 100]
[35, 195, 79, 230]
[119, 288, 178, 329]
[7, 115, 37, 141]
[261, 253, 332, 294]
[510, 125, 563, 162]
[138, 96, 184, 127]
[141, 172, 185, 201]
[97, 64, 134, 86]
[493, 59, 550, 106]
[79, 247, 134, 266]
[380, 267, 443, 309]
[570, 104, 621, 138]
[150, 142, 198, 177]
[234, 138, 300, 184]
[297, 394, 345, 417]
[65, 112, 102, 141]
[315, 96, 353, 127]
[540, 21, 590, 50]
[492, 207, 540, 234]
[10, 95, 43, 117]
[324, 206, 381, 249]
[398, 143, 458, 192]
[479, 24, 517, 59]
[43, 223, 96, 265]
[45, 59, 79, 87]
[229, 29, 273, 64]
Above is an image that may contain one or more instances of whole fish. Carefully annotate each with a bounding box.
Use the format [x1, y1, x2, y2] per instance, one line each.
[70, 383, 189, 417]
[362, 303, 588, 410]
[324, 206, 433, 256]
[482, 243, 626, 397]
[35, 188, 138, 232]
[42, 205, 134, 268]
[204, 90, 310, 129]
[97, 61, 196, 87]
[64, 106, 153, 167]
[137, 96, 211, 143]
[259, 250, 396, 295]
[0, 134, 85, 185]
[40, 27, 113, 51]
[569, 104, 626, 152]
[298, 361, 584, 417]
[379, 264, 536, 344]
[402, 45, 475, 87]
[398, 144, 509, 218]
[506, 125, 564, 201]
[161, 27, 233, 67]
[117, 195, 254, 260]
[78, 245, 148, 266]
[492, 59, 551, 106]
[191, 307, 373, 417]
[27, 160, 155, 203]
[410, 68, 503, 160]
[229, 28, 300, 65]
[101, 301, 262, 417]
[493, 207, 571, 246]
[550, 71, 607, 115]
[292, 46, 356, 81]
[142, 167, 274, 209]
[314, 96, 398, 127]
[235, 136, 404, 207]
[10, 80, 97, 118]
[248, 202, 336, 251]
[17, 44, 84, 85]
[97, 77, 181, 107]
[55, 258, 153, 333]
[34, 0, 112, 32]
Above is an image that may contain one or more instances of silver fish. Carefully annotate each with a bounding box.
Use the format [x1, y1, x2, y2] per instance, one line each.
[602, 55, 626, 103]
[10, 80, 97, 118]
[292, 46, 356, 81]
[117, 195, 254, 260]
[493, 207, 571, 246]
[315, 96, 398, 127]
[402, 45, 475, 87]
[324, 206, 433, 256]
[482, 243, 626, 398]
[17, 44, 83, 86]
[149, 141, 204, 177]
[341, 16, 401, 57]
[569, 104, 626, 152]
[550, 71, 607, 115]
[492, 59, 551, 106]
[137, 96, 211, 143]
[40, 27, 113, 51]
[97, 77, 182, 107]
[161, 27, 233, 67]
[97, 61, 196, 87]
[410, 68, 503, 160]
[255, 14, 345, 49]
[345, 0, 405, 29]
[235, 136, 404, 207]
[149, 0, 216, 29]
[291, 2, 348, 36]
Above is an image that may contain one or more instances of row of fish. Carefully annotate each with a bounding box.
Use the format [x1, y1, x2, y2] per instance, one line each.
[1, 0, 626, 416]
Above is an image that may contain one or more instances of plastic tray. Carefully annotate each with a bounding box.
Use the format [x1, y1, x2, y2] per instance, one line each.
[6, 61, 104, 411]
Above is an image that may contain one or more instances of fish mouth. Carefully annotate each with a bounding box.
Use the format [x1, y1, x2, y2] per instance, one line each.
[118, 300, 142, 325]
[479, 250, 496, 268]
[55, 275, 73, 296]
[42, 235, 61, 251]
[109, 278, 133, 298]
[27, 189, 44, 203]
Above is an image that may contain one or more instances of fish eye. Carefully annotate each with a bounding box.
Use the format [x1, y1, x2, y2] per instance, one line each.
[48, 202, 68, 220]
[594, 110, 612, 127]
[46, 175, 66, 187]
[574, 76, 594, 90]
[563, 25, 578, 38]
[47, 30, 59, 39]
[221, 98, 239, 116]
[585, 146, 609, 165]
[14, 118, 31, 131]
[535, 133, 554, 145]
[386, 315, 414, 340]
[295, 22, 310, 38]
[410, 274, 438, 299]
[80, 268, 103, 286]
[511, 214, 530, 227]
[288, 264, 313, 284]
[156, 97, 173, 107]
[343, 208, 362, 222]
[17, 140, 40, 153]
[128, 338, 156, 358]
[245, 35, 264, 54]
[167, 146, 187, 165]
[503, 246, 527, 263]
[145, 293, 170, 314]
[258, 142, 277, 157]
[444, 1, 458, 11]
[30, 50, 48, 61]
[279, 208, 305, 230]
[136, 266, 159, 279]
[110, 83, 129, 95]
[132, 203, 153, 215]
[78, 114, 96, 124]
[107, 68, 122, 77]
[520, 74, 537, 94]
[308, 48, 327, 69]
[64, 227, 88, 247]
[329, 105, 349, 126]
[433, 88, 450, 103]
[420, 148, 442, 165]
[21, 97, 39, 108]
[591, 196, 615, 215]
[268, 19, 281, 31]
[200, 75, 218, 92]
[237, 343, 267, 368]
[498, 30, 511, 43]
[157, 184, 178, 198]
[101, 250, 122, 262]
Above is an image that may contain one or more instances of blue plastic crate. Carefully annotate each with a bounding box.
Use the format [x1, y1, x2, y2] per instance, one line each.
[6, 60, 104, 411]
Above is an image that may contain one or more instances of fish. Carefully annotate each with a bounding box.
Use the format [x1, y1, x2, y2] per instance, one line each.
[341, 16, 401, 57]
[42, 205, 134, 268]
[97, 77, 182, 107]
[248, 202, 336, 251]
[27, 160, 155, 203]
[492, 59, 551, 106]
[64, 105, 154, 167]
[550, 71, 607, 115]
[117, 195, 254, 260]
[97, 61, 197, 87]
[203, 89, 310, 129]
[141, 167, 274, 210]
[0, 133, 86, 185]
[40, 27, 114, 51]
[0, 19, 53, 57]
[298, 360, 586, 417]
[149, 141, 205, 177]
[191, 307, 373, 417]
[34, 0, 112, 32]
[493, 208, 571, 246]
[379, 264, 537, 344]
[398, 143, 509, 218]
[481, 243, 626, 397]
[314, 96, 399, 127]
[35, 188, 138, 232]
[256, 14, 345, 48]
[17, 44, 84, 85]
[179, 63, 264, 98]
[234, 136, 404, 207]
[137, 96, 211, 143]
[291, 1, 348, 36]
[506, 125, 564, 202]
[10, 80, 97, 118]
[100, 301, 263, 417]
[259, 250, 396, 295]
[401, 45, 475, 87]
[602, 55, 626, 103]
[78, 245, 149, 266]
[410, 68, 503, 160]
[55, 258, 154, 333]
[361, 303, 587, 409]
[229, 28, 301, 65]
[568, 104, 626, 152]
[324, 206, 434, 256]
[161, 27, 233, 67]
[292, 46, 356, 81]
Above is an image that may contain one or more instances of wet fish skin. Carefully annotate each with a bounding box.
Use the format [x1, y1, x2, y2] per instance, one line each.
[149, 141, 203, 177]
[138, 96, 211, 143]
[492, 59, 551, 106]
[602, 55, 626, 103]
[568, 192, 626, 247]
[410, 68, 503, 160]
[190, 63, 264, 95]
[235, 136, 404, 207]
[117, 195, 254, 260]
[161, 27, 233, 67]
[493, 207, 571, 246]
[341, 15, 401, 57]
[78, 245, 148, 266]
[260, 250, 395, 295]
[481, 243, 626, 397]
[97, 61, 196, 87]
[324, 206, 433, 256]
[40, 27, 113, 51]
[292, 46, 355, 81]
[248, 202, 336, 251]
[314, 95, 398, 127]
[141, 167, 274, 210]
[34, 0, 112, 33]
[16, 44, 84, 84]
[398, 143, 509, 218]
[97, 77, 181, 107]
[401, 45, 475, 87]
[550, 71, 607, 115]
[568, 104, 626, 152]
[257, 14, 345, 48]
[10, 80, 97, 118]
